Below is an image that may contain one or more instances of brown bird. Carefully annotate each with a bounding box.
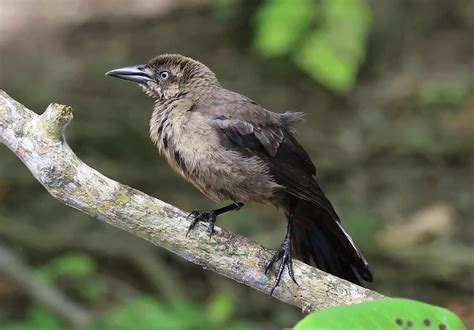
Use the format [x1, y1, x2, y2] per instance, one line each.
[106, 54, 373, 294]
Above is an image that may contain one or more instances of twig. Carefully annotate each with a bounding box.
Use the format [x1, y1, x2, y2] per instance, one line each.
[0, 242, 93, 326]
[0, 89, 384, 313]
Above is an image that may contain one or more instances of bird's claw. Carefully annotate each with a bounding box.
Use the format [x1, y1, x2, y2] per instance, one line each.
[186, 209, 217, 238]
[265, 237, 298, 296]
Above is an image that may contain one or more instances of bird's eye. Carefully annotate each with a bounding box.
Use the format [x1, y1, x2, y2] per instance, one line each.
[159, 71, 170, 80]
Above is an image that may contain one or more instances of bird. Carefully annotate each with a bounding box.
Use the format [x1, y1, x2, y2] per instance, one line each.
[106, 54, 373, 295]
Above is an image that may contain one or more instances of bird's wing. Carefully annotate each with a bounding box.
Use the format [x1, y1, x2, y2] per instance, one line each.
[200, 91, 338, 218]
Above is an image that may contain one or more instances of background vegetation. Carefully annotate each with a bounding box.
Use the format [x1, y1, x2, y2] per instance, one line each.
[0, 0, 472, 328]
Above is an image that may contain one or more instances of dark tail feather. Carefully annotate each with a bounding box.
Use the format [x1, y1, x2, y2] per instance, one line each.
[291, 199, 373, 285]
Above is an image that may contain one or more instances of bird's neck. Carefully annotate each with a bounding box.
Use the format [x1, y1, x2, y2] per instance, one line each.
[150, 96, 195, 147]
[183, 81, 220, 100]
[154, 84, 218, 110]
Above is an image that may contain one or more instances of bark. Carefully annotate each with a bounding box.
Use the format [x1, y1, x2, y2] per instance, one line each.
[0, 89, 384, 313]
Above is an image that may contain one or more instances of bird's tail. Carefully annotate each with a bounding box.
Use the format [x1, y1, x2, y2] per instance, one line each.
[290, 199, 373, 285]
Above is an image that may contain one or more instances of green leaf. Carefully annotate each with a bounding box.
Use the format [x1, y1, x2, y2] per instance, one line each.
[80, 280, 106, 303]
[253, 0, 371, 92]
[226, 322, 258, 330]
[293, 0, 371, 92]
[294, 31, 357, 92]
[254, 0, 314, 57]
[170, 299, 211, 327]
[294, 298, 467, 330]
[1, 306, 62, 330]
[206, 292, 236, 324]
[27, 307, 62, 330]
[36, 253, 106, 303]
[38, 253, 95, 281]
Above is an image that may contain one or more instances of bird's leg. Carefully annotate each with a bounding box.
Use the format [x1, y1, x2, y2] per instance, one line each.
[265, 198, 298, 296]
[186, 202, 244, 238]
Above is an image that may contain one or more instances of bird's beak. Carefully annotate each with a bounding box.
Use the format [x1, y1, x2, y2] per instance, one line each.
[105, 65, 154, 84]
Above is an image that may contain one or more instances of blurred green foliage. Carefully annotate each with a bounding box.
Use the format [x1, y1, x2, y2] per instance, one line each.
[416, 80, 470, 107]
[38, 253, 95, 279]
[205, 293, 236, 324]
[254, 0, 371, 92]
[3, 254, 255, 330]
[37, 253, 105, 303]
[87, 295, 254, 330]
[2, 295, 255, 330]
[254, 0, 314, 57]
[2, 307, 62, 330]
[294, 298, 467, 330]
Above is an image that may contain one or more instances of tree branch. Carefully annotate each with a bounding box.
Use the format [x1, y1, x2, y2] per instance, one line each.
[0, 89, 384, 313]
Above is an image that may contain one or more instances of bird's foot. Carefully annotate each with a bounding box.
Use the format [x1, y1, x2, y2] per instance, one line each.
[264, 237, 298, 296]
[186, 209, 217, 238]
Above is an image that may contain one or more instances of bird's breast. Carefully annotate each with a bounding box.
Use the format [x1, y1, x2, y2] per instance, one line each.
[150, 103, 281, 203]
[150, 103, 218, 179]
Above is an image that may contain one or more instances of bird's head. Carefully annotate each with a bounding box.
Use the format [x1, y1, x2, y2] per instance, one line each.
[106, 54, 219, 100]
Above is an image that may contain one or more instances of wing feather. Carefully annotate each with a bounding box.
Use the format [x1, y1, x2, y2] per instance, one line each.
[200, 90, 337, 217]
